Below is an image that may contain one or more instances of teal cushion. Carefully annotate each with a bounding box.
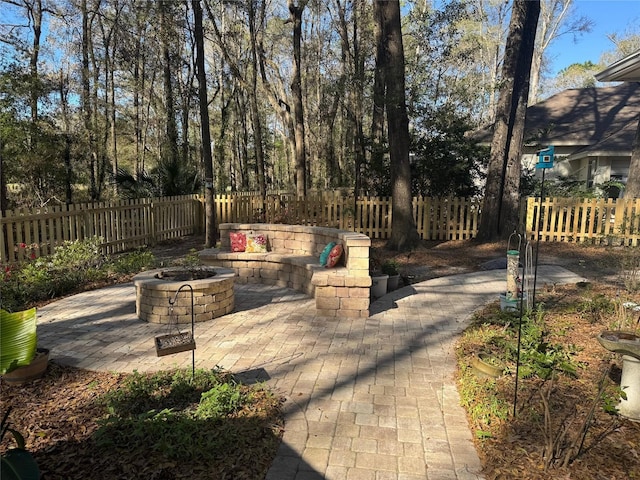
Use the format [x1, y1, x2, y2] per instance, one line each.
[319, 242, 336, 266]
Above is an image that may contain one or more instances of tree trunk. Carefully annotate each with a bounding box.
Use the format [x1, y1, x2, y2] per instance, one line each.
[81, 0, 97, 201]
[90, 19, 105, 200]
[0, 136, 6, 214]
[132, 2, 149, 178]
[99, 12, 118, 196]
[249, 0, 267, 200]
[29, 0, 43, 124]
[624, 120, 640, 199]
[289, 1, 308, 197]
[193, 0, 216, 247]
[160, 1, 179, 183]
[370, 0, 386, 186]
[477, 0, 540, 242]
[378, 0, 420, 251]
[59, 70, 73, 204]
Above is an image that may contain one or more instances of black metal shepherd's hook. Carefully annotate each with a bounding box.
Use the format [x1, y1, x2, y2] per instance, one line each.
[169, 283, 196, 381]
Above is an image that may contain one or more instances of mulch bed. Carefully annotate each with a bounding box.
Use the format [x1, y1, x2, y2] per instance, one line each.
[1, 363, 283, 479]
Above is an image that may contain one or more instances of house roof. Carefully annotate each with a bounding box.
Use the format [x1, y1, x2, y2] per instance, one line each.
[472, 82, 640, 157]
[571, 121, 638, 159]
[596, 49, 640, 82]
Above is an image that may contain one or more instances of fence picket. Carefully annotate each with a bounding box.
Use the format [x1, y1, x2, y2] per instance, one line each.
[5, 193, 640, 264]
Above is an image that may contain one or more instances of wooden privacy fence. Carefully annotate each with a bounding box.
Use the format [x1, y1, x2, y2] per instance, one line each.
[214, 192, 481, 241]
[4, 193, 640, 264]
[523, 197, 640, 246]
[1, 195, 202, 263]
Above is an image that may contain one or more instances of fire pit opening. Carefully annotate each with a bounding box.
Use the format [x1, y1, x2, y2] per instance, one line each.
[155, 268, 218, 281]
[133, 266, 235, 324]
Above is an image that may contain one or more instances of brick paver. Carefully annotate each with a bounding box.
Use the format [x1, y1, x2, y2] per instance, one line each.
[35, 265, 585, 479]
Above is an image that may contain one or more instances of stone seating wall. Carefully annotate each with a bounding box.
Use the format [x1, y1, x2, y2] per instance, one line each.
[198, 223, 372, 318]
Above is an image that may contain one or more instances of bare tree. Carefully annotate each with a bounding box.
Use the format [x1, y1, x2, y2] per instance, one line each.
[529, 0, 592, 104]
[80, 0, 99, 200]
[205, 0, 267, 199]
[97, 0, 123, 196]
[159, 1, 179, 174]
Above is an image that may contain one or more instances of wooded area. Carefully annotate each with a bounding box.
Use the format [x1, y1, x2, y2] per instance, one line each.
[0, 1, 637, 242]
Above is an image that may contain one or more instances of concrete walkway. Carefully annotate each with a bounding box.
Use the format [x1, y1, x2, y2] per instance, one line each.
[36, 265, 585, 480]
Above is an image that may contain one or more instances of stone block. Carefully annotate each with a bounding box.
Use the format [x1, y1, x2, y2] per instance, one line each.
[316, 296, 340, 310]
[316, 286, 337, 297]
[349, 287, 371, 298]
[335, 286, 350, 298]
[340, 297, 369, 311]
[345, 276, 373, 287]
[348, 257, 369, 271]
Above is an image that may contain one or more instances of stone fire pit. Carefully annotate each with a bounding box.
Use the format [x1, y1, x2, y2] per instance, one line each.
[133, 266, 235, 324]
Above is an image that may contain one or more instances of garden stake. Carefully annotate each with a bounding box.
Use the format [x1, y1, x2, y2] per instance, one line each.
[512, 239, 535, 417]
[512, 241, 528, 418]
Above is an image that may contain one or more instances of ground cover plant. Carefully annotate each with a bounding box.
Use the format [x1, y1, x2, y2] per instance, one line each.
[0, 365, 283, 479]
[456, 283, 640, 479]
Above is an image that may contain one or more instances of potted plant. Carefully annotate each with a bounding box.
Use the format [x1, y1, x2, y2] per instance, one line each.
[381, 259, 401, 291]
[1, 308, 49, 385]
[369, 257, 388, 299]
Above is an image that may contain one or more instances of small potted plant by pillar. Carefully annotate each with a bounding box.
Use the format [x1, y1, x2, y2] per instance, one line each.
[369, 257, 388, 299]
[381, 259, 401, 292]
[1, 308, 49, 385]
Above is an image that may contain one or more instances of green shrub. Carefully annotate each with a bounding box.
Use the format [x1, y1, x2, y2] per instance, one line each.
[196, 383, 244, 419]
[185, 248, 202, 267]
[381, 259, 400, 276]
[577, 293, 615, 324]
[50, 237, 106, 270]
[507, 309, 580, 379]
[111, 249, 155, 274]
[102, 369, 219, 416]
[457, 367, 510, 434]
[0, 238, 156, 311]
[95, 369, 275, 462]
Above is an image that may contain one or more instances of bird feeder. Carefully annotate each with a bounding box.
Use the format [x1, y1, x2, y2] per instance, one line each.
[507, 232, 522, 300]
[500, 232, 522, 311]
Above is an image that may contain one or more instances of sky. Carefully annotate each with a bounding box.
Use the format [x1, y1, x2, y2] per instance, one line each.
[547, 0, 640, 76]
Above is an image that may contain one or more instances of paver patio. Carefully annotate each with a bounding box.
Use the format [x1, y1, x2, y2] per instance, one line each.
[36, 264, 585, 479]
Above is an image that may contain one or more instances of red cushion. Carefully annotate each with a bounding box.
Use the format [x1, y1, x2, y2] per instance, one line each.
[325, 244, 343, 268]
[230, 232, 246, 252]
